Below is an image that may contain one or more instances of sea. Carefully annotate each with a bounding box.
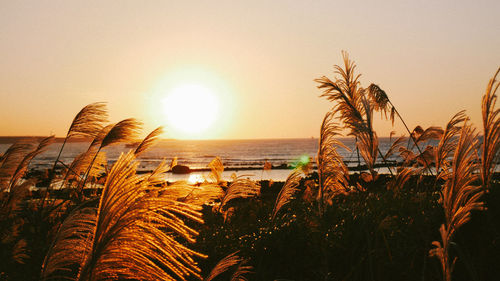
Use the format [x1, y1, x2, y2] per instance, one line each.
[0, 138, 409, 182]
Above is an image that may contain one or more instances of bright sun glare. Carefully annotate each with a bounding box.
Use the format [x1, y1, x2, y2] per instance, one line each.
[162, 84, 219, 137]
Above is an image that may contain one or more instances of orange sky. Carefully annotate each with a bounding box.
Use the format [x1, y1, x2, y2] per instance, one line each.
[0, 1, 499, 139]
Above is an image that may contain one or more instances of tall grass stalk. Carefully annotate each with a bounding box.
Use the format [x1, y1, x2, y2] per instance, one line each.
[48, 103, 108, 186]
[480, 68, 500, 190]
[430, 121, 484, 281]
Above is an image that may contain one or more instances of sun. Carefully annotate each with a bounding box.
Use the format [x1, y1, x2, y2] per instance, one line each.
[162, 84, 219, 137]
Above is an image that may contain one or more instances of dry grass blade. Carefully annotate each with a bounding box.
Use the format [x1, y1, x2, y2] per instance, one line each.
[208, 157, 225, 184]
[435, 111, 467, 181]
[60, 125, 113, 191]
[78, 119, 142, 190]
[411, 126, 444, 147]
[415, 145, 436, 169]
[271, 171, 302, 220]
[48, 103, 108, 187]
[44, 152, 206, 281]
[11, 239, 29, 264]
[383, 134, 406, 161]
[398, 146, 416, 164]
[0, 140, 34, 189]
[100, 118, 142, 148]
[480, 68, 500, 189]
[430, 122, 484, 281]
[64, 150, 107, 187]
[357, 95, 381, 177]
[9, 135, 55, 189]
[357, 130, 379, 176]
[204, 252, 243, 281]
[387, 167, 417, 192]
[89, 124, 114, 150]
[0, 180, 32, 217]
[163, 182, 224, 206]
[134, 126, 164, 156]
[220, 177, 260, 211]
[230, 260, 253, 281]
[170, 156, 178, 171]
[317, 111, 350, 210]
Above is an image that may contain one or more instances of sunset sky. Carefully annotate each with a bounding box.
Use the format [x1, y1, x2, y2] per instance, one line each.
[0, 0, 499, 139]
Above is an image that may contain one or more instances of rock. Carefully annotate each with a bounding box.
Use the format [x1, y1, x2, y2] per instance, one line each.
[171, 165, 191, 174]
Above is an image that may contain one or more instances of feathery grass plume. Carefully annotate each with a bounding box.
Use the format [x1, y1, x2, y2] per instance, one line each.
[315, 51, 366, 135]
[387, 167, 417, 192]
[315, 51, 392, 176]
[66, 103, 109, 139]
[399, 144, 437, 172]
[367, 84, 394, 124]
[367, 83, 439, 176]
[62, 150, 107, 187]
[163, 181, 224, 206]
[316, 111, 350, 212]
[357, 129, 379, 176]
[435, 111, 467, 181]
[430, 122, 484, 281]
[219, 176, 260, 212]
[0, 140, 34, 189]
[0, 180, 32, 219]
[410, 126, 444, 148]
[134, 126, 164, 156]
[170, 156, 178, 171]
[480, 68, 500, 189]
[11, 239, 29, 264]
[208, 157, 225, 184]
[79, 119, 142, 190]
[58, 126, 113, 190]
[9, 136, 55, 189]
[271, 171, 302, 220]
[229, 260, 253, 281]
[100, 118, 142, 148]
[416, 145, 436, 168]
[88, 124, 114, 150]
[398, 146, 416, 165]
[204, 251, 243, 281]
[359, 93, 380, 176]
[43, 151, 206, 281]
[41, 206, 97, 280]
[49, 103, 108, 180]
[383, 133, 406, 161]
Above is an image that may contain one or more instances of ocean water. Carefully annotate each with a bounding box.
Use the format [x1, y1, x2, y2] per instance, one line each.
[0, 138, 410, 182]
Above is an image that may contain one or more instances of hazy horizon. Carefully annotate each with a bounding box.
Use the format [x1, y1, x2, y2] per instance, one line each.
[1, 0, 499, 140]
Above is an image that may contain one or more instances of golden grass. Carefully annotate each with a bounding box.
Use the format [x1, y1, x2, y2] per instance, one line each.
[50, 103, 108, 184]
[134, 126, 164, 156]
[480, 68, 500, 189]
[204, 251, 244, 281]
[430, 122, 484, 281]
[219, 176, 260, 213]
[42, 152, 206, 281]
[0, 52, 497, 281]
[208, 157, 225, 185]
[272, 171, 302, 221]
[316, 110, 350, 212]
